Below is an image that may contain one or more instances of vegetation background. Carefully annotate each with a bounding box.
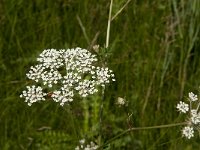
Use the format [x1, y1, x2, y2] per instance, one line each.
[0, 0, 199, 149]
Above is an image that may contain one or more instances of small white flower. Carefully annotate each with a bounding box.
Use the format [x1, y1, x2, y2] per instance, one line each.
[26, 64, 45, 82]
[176, 90, 200, 139]
[93, 45, 99, 53]
[96, 67, 115, 86]
[75, 139, 98, 150]
[37, 49, 64, 69]
[75, 80, 98, 97]
[79, 139, 85, 145]
[188, 92, 198, 101]
[51, 86, 74, 106]
[20, 85, 47, 106]
[190, 109, 200, 124]
[116, 97, 127, 107]
[176, 101, 189, 113]
[182, 126, 194, 139]
[41, 69, 62, 87]
[75, 147, 80, 150]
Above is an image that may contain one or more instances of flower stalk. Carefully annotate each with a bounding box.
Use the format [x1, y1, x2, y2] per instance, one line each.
[99, 122, 187, 149]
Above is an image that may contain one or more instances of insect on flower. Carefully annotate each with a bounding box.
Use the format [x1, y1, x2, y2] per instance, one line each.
[47, 92, 53, 98]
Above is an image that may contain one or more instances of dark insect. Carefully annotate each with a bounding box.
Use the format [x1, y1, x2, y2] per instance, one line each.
[47, 92, 53, 98]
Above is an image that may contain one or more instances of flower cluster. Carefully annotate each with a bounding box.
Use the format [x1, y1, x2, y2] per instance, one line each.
[115, 97, 127, 107]
[20, 48, 115, 106]
[75, 139, 98, 150]
[176, 92, 200, 139]
[20, 85, 47, 106]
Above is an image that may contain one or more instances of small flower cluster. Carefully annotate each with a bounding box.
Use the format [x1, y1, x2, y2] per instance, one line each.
[116, 97, 127, 107]
[20, 85, 47, 106]
[176, 92, 200, 139]
[75, 139, 98, 150]
[20, 48, 115, 106]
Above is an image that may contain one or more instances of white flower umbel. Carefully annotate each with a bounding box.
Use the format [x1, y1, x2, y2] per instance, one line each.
[189, 92, 198, 102]
[64, 48, 97, 73]
[75, 80, 98, 97]
[96, 67, 115, 86]
[20, 85, 47, 106]
[190, 109, 200, 124]
[182, 126, 194, 139]
[176, 101, 189, 113]
[51, 86, 74, 106]
[75, 139, 98, 150]
[176, 91, 200, 139]
[26, 64, 45, 82]
[20, 47, 115, 106]
[37, 49, 64, 69]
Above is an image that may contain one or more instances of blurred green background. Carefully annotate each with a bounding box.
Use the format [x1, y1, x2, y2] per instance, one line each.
[0, 0, 200, 149]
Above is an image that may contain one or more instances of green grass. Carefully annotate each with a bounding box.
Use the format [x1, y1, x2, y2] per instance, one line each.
[0, 0, 200, 149]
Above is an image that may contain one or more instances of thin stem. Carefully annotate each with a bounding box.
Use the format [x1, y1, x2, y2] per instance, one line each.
[88, 31, 100, 50]
[99, 0, 113, 145]
[196, 100, 200, 111]
[8, 80, 24, 84]
[76, 15, 90, 45]
[111, 0, 131, 21]
[142, 55, 161, 115]
[98, 86, 105, 147]
[83, 99, 89, 133]
[98, 122, 188, 149]
[64, 107, 78, 137]
[106, 0, 113, 48]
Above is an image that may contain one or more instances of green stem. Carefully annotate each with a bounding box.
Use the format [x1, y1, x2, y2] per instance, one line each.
[98, 122, 188, 149]
[83, 99, 89, 133]
[106, 0, 113, 48]
[111, 0, 131, 21]
[64, 107, 78, 137]
[98, 86, 105, 148]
